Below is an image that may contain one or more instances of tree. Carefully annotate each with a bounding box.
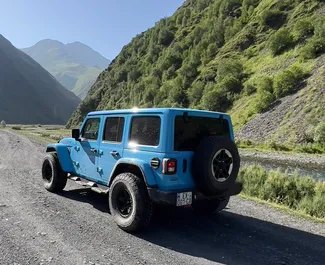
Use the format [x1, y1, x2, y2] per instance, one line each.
[0, 120, 6, 128]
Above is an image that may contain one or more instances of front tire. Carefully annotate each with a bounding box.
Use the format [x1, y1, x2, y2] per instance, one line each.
[192, 196, 230, 215]
[109, 173, 153, 233]
[42, 152, 67, 192]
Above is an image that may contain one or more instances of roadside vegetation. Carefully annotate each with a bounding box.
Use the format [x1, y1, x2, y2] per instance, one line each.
[239, 164, 325, 220]
[237, 138, 325, 154]
[2, 124, 70, 145]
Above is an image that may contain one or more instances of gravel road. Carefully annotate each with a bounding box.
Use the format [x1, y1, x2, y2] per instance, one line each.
[0, 130, 325, 265]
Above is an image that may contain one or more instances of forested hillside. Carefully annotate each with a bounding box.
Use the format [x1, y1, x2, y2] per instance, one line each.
[68, 0, 325, 145]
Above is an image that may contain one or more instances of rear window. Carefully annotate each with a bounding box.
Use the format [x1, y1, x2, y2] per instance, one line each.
[129, 116, 161, 146]
[174, 115, 230, 151]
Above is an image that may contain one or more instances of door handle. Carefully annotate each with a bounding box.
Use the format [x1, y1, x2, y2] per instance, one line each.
[90, 148, 97, 153]
[110, 151, 119, 157]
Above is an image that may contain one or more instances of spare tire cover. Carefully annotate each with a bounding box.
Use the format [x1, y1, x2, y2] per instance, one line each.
[191, 136, 240, 195]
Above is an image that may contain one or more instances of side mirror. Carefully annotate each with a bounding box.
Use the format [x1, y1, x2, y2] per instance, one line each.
[72, 129, 80, 141]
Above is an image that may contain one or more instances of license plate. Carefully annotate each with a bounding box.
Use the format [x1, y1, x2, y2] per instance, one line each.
[176, 192, 192, 206]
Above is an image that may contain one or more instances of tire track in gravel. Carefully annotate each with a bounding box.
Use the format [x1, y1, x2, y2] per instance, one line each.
[0, 129, 325, 265]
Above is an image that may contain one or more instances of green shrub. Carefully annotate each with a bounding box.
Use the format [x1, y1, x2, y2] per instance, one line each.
[253, 76, 275, 112]
[300, 18, 325, 59]
[11, 126, 21, 130]
[188, 81, 205, 106]
[314, 122, 325, 144]
[267, 140, 291, 151]
[294, 143, 324, 154]
[236, 139, 254, 147]
[263, 170, 304, 208]
[239, 165, 325, 219]
[315, 182, 325, 196]
[0, 120, 6, 128]
[301, 38, 325, 59]
[255, 91, 275, 112]
[201, 86, 231, 111]
[295, 175, 316, 200]
[314, 17, 325, 40]
[216, 58, 243, 82]
[238, 165, 268, 198]
[298, 182, 325, 218]
[268, 29, 294, 55]
[274, 65, 305, 98]
[243, 81, 257, 95]
[218, 76, 243, 93]
[293, 18, 314, 40]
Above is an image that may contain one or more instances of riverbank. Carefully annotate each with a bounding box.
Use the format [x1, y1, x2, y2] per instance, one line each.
[238, 165, 325, 221]
[239, 148, 325, 171]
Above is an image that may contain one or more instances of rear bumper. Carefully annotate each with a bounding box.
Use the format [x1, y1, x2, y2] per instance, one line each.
[148, 181, 242, 205]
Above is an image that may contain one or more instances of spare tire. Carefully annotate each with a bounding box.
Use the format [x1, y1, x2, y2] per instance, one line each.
[192, 136, 240, 195]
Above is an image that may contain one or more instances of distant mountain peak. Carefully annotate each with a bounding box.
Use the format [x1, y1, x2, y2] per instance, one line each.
[21, 39, 111, 99]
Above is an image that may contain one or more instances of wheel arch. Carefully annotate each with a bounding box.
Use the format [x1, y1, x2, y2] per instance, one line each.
[108, 161, 157, 188]
[45, 144, 74, 173]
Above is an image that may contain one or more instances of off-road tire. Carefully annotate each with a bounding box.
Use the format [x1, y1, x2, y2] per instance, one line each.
[42, 152, 67, 192]
[109, 173, 153, 233]
[192, 136, 240, 195]
[192, 196, 230, 215]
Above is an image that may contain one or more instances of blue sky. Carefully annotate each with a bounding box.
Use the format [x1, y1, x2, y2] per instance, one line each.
[0, 0, 184, 59]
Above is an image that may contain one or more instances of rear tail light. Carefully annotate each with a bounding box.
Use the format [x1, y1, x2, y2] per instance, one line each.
[162, 158, 177, 175]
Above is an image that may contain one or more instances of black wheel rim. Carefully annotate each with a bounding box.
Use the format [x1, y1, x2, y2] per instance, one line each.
[211, 149, 233, 182]
[115, 185, 133, 218]
[43, 160, 53, 182]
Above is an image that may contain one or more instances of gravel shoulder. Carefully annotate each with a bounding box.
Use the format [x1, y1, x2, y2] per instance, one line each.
[0, 129, 324, 265]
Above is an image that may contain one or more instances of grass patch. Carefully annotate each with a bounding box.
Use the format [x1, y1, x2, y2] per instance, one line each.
[238, 165, 325, 219]
[236, 139, 325, 154]
[238, 193, 325, 223]
[6, 125, 70, 145]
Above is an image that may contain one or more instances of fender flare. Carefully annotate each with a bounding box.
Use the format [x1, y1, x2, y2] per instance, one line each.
[46, 144, 74, 173]
[108, 158, 158, 187]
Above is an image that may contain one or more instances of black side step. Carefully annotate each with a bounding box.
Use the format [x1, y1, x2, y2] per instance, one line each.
[67, 174, 109, 195]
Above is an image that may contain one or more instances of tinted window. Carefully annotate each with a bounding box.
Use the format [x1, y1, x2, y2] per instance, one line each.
[82, 118, 100, 140]
[129, 116, 161, 146]
[174, 115, 230, 151]
[103, 117, 125, 142]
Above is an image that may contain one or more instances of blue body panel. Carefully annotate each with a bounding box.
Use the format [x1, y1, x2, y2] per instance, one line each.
[46, 143, 75, 173]
[46, 108, 234, 192]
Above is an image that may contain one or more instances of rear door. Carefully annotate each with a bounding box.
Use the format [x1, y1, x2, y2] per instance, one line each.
[97, 115, 126, 184]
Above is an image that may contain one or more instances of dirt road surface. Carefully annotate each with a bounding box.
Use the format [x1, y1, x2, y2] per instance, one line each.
[0, 130, 324, 265]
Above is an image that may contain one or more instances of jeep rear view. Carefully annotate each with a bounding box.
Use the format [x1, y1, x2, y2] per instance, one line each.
[41, 108, 242, 232]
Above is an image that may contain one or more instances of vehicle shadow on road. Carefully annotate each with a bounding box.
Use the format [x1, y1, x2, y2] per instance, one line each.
[138, 205, 325, 265]
[58, 189, 325, 265]
[59, 188, 109, 213]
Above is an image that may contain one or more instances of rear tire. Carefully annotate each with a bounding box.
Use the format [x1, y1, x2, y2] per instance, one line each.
[42, 152, 67, 192]
[109, 173, 153, 233]
[192, 196, 230, 215]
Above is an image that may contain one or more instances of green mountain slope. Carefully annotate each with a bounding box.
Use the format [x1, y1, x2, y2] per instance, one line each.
[21, 40, 110, 99]
[67, 0, 325, 145]
[0, 34, 80, 125]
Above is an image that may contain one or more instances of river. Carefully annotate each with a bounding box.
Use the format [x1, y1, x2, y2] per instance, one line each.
[241, 156, 325, 181]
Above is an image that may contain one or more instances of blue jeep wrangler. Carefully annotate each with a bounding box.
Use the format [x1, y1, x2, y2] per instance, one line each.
[42, 108, 242, 232]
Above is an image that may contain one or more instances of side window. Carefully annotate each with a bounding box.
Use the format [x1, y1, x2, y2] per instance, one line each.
[129, 116, 161, 146]
[81, 118, 100, 140]
[103, 117, 125, 143]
